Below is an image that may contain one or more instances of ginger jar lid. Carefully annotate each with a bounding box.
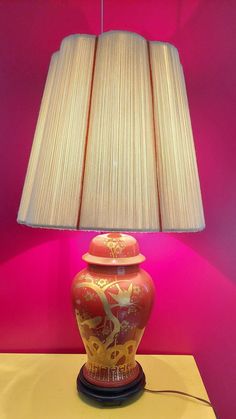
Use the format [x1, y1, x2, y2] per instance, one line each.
[82, 233, 145, 266]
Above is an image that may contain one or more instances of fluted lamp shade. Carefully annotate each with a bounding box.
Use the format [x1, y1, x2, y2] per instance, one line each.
[18, 31, 205, 232]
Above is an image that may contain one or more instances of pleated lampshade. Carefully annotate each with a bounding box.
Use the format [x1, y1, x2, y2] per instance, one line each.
[18, 31, 205, 232]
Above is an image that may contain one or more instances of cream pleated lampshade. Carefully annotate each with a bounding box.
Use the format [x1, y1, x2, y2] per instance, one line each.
[18, 31, 205, 232]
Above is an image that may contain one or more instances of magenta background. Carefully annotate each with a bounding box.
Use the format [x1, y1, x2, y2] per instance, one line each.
[0, 1, 236, 417]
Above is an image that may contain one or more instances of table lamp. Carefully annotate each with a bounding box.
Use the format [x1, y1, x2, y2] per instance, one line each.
[17, 31, 205, 404]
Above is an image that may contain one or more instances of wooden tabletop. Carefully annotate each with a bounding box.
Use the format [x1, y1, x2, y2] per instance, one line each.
[0, 353, 215, 419]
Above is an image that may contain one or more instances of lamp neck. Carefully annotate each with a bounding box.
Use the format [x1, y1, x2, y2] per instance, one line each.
[87, 264, 139, 275]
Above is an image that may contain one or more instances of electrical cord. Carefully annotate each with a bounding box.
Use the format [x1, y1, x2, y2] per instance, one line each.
[144, 387, 218, 418]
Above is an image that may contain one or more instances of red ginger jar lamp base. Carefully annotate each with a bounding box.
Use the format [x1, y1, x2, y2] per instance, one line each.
[72, 233, 155, 404]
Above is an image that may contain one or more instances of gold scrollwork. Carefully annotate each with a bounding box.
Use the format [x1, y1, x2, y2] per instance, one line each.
[84, 335, 137, 368]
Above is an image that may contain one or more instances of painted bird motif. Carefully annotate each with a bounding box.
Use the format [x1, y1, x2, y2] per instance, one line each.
[109, 283, 133, 307]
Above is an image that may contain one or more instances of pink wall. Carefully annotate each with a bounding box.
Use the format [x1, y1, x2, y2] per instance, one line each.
[0, 1, 235, 417]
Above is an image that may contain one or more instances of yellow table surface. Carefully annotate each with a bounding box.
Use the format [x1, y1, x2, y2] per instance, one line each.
[0, 354, 215, 419]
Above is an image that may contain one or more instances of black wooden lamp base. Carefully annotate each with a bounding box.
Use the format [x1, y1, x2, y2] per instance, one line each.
[77, 363, 146, 405]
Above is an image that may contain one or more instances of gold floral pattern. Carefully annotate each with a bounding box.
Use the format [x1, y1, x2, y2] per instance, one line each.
[121, 320, 130, 331]
[133, 285, 141, 294]
[84, 291, 94, 301]
[104, 237, 126, 258]
[128, 305, 138, 314]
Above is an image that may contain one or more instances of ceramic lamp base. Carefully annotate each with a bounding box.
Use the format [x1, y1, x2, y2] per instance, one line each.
[72, 233, 154, 403]
[77, 362, 146, 405]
